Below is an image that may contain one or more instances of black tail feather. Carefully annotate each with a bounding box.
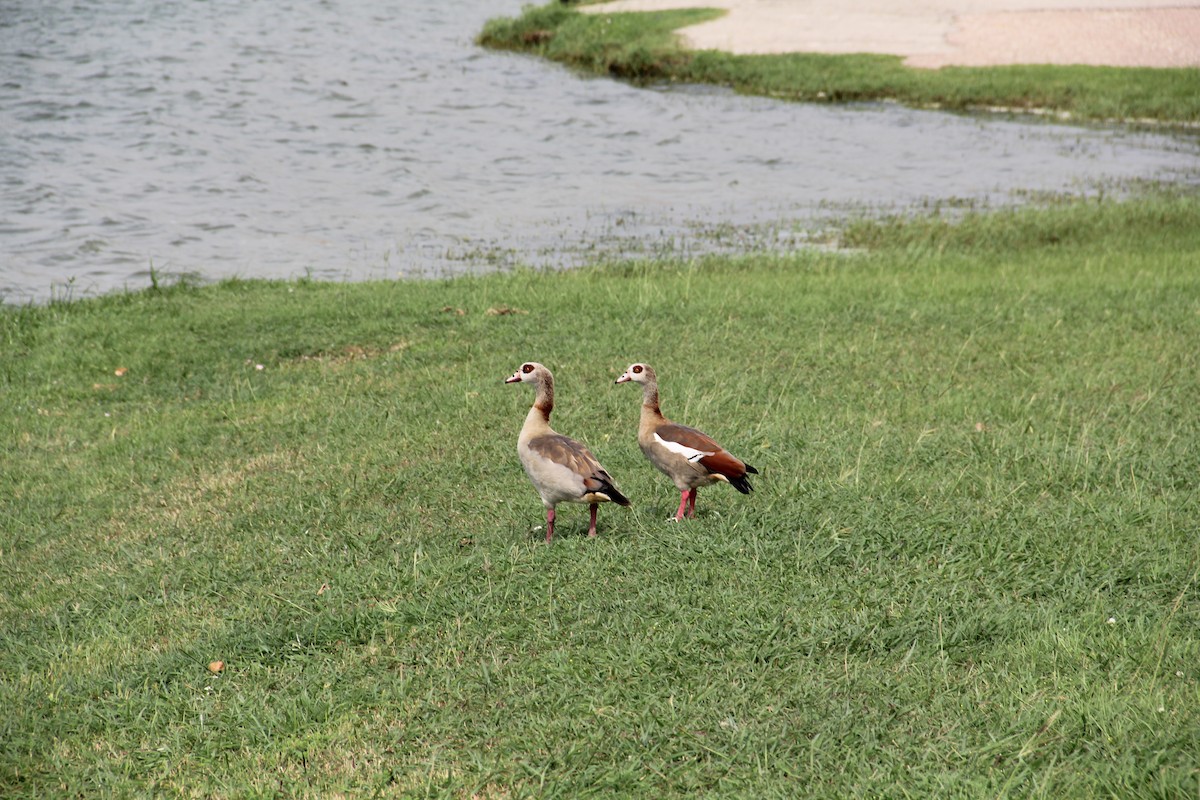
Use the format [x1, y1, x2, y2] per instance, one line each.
[595, 473, 632, 507]
[729, 470, 755, 495]
[605, 484, 632, 507]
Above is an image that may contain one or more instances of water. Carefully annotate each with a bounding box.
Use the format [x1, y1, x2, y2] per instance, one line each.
[2, 0, 1197, 304]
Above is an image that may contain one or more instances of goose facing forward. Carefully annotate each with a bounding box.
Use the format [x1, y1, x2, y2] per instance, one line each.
[506, 362, 630, 542]
[615, 362, 757, 521]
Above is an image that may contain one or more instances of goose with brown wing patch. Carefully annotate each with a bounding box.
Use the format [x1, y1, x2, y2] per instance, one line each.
[506, 362, 630, 542]
[616, 363, 758, 521]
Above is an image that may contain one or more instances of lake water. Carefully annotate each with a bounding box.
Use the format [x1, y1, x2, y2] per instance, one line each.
[2, 0, 1197, 304]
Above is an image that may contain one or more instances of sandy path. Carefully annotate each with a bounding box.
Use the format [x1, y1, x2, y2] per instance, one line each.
[580, 0, 1200, 68]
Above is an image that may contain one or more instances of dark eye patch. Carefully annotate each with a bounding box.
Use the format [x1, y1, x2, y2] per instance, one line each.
[633, 365, 643, 374]
[522, 364, 535, 374]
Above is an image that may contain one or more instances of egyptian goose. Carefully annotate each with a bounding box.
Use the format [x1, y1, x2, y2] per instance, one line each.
[506, 362, 630, 542]
[615, 363, 758, 521]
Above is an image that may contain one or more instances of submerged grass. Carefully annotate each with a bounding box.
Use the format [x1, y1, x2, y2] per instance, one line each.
[3, 195, 1200, 796]
[478, 3, 1200, 124]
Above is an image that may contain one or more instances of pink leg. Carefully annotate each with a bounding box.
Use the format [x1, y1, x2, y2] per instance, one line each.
[545, 507, 556, 543]
[673, 491, 689, 521]
[686, 488, 698, 518]
[587, 503, 599, 538]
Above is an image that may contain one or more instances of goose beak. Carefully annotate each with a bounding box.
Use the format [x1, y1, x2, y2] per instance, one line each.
[505, 372, 522, 384]
[615, 373, 631, 384]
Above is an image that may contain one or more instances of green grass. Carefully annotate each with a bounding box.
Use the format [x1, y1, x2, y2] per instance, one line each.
[3, 194, 1200, 796]
[478, 3, 1200, 125]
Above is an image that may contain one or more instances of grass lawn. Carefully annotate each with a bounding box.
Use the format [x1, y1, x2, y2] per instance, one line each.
[478, 3, 1200, 125]
[3, 194, 1200, 796]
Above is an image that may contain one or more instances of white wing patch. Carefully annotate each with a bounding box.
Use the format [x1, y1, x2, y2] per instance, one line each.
[654, 432, 712, 463]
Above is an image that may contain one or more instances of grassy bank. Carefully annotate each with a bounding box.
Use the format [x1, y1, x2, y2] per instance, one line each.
[3, 195, 1200, 796]
[478, 3, 1200, 125]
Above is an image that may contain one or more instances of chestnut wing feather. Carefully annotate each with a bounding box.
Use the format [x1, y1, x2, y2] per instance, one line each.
[656, 424, 719, 459]
[658, 423, 755, 489]
[698, 449, 749, 479]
